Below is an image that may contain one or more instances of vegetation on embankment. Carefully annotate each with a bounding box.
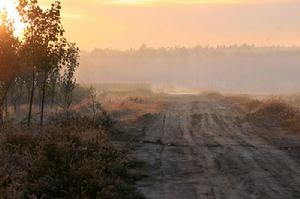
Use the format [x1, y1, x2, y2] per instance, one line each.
[0, 1, 145, 197]
[0, 111, 144, 199]
[227, 95, 300, 134]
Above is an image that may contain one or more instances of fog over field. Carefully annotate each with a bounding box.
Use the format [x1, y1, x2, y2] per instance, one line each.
[78, 45, 300, 94]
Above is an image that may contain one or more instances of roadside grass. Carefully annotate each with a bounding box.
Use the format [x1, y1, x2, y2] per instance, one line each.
[280, 93, 300, 109]
[225, 95, 261, 112]
[248, 99, 300, 133]
[0, 112, 145, 199]
[99, 91, 165, 122]
[201, 90, 224, 98]
[227, 95, 300, 134]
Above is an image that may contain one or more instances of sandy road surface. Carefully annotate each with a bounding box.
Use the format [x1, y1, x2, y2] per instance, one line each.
[134, 94, 300, 199]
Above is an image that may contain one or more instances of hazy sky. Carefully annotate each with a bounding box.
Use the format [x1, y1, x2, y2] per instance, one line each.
[36, 0, 300, 50]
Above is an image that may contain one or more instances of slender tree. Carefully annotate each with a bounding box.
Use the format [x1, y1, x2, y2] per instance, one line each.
[39, 1, 65, 127]
[60, 42, 80, 111]
[0, 15, 20, 124]
[18, 0, 73, 127]
[18, 0, 44, 128]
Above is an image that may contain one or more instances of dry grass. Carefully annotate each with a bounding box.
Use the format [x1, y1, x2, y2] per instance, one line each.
[249, 99, 300, 134]
[0, 112, 144, 199]
[201, 90, 224, 98]
[226, 95, 261, 112]
[227, 95, 300, 134]
[280, 93, 300, 109]
[100, 92, 165, 122]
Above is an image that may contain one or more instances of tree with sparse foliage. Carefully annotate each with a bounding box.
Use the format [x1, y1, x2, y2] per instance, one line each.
[18, 0, 79, 127]
[60, 42, 80, 111]
[0, 14, 20, 124]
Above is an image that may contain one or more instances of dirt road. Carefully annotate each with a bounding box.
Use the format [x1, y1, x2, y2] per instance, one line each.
[134, 94, 300, 199]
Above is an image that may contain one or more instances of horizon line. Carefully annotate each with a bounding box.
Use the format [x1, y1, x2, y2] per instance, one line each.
[81, 44, 300, 52]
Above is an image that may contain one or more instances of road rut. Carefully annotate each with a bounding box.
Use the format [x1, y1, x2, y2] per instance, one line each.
[135, 95, 300, 199]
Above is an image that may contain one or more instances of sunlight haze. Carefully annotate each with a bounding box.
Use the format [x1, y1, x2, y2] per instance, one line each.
[2, 0, 300, 49]
[0, 0, 26, 37]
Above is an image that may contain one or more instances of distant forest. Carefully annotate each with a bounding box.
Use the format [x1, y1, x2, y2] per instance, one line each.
[79, 45, 300, 94]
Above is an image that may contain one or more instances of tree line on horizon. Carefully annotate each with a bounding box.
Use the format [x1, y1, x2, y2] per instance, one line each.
[86, 44, 300, 54]
[0, 0, 79, 128]
[79, 44, 300, 93]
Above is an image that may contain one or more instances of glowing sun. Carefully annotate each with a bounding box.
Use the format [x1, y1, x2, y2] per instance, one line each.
[0, 0, 26, 37]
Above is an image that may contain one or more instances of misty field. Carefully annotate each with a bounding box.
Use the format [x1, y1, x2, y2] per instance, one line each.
[1, 0, 300, 198]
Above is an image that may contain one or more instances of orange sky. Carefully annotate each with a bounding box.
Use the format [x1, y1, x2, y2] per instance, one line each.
[23, 0, 300, 50]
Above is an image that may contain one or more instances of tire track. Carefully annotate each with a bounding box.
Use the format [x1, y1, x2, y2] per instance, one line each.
[135, 95, 300, 199]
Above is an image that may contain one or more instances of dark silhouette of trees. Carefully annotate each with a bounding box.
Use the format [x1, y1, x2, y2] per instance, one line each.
[0, 14, 20, 124]
[0, 0, 80, 128]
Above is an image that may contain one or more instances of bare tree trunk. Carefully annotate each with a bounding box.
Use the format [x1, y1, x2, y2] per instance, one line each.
[0, 104, 3, 126]
[40, 71, 48, 128]
[14, 85, 22, 118]
[0, 84, 14, 125]
[27, 67, 36, 128]
[27, 85, 31, 110]
[0, 96, 7, 126]
[50, 86, 56, 108]
[38, 87, 42, 112]
[13, 97, 17, 114]
[4, 97, 8, 119]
